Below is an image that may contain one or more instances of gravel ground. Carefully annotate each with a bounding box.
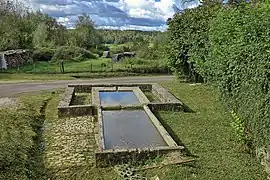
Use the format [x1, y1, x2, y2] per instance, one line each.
[0, 97, 18, 107]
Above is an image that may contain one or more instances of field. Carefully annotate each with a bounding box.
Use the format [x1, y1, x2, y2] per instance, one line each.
[6, 57, 168, 74]
[0, 80, 266, 180]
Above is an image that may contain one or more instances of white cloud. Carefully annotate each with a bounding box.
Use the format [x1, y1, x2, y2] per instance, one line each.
[17, 0, 199, 31]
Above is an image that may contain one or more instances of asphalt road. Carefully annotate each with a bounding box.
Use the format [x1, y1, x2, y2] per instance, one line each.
[0, 75, 174, 97]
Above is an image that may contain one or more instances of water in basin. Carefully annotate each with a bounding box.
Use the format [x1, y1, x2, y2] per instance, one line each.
[102, 110, 167, 149]
[99, 91, 140, 106]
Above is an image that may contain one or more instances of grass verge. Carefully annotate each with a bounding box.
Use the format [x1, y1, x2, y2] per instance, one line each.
[0, 72, 169, 82]
[139, 81, 267, 180]
[0, 93, 52, 180]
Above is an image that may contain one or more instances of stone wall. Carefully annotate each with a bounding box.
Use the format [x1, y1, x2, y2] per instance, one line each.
[68, 83, 152, 93]
[58, 87, 74, 107]
[148, 103, 184, 111]
[152, 83, 183, 104]
[0, 49, 32, 68]
[58, 105, 94, 118]
[58, 87, 94, 117]
[95, 146, 185, 167]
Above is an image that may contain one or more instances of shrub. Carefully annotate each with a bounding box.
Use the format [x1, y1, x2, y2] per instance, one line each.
[33, 48, 56, 61]
[52, 46, 97, 62]
[167, 1, 220, 82]
[167, 1, 270, 148]
[110, 45, 131, 54]
[207, 3, 270, 147]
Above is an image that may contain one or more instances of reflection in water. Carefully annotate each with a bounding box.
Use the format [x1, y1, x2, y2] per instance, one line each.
[99, 91, 140, 106]
[102, 110, 168, 149]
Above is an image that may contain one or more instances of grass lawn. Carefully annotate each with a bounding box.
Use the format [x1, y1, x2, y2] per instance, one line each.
[5, 57, 167, 74]
[0, 57, 168, 81]
[0, 80, 266, 179]
[144, 81, 266, 180]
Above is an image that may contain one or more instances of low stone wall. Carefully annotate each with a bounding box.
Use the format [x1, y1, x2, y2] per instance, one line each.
[58, 87, 75, 107]
[95, 146, 185, 167]
[152, 83, 183, 104]
[58, 87, 94, 117]
[68, 83, 152, 93]
[148, 103, 184, 111]
[58, 105, 94, 118]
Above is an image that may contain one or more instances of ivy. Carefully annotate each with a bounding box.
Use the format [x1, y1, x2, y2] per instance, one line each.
[167, 1, 270, 148]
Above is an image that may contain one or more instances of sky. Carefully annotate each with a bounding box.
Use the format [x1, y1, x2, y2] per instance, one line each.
[19, 0, 199, 31]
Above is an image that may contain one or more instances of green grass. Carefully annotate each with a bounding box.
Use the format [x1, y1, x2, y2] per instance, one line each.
[0, 73, 75, 82]
[5, 57, 167, 74]
[70, 93, 92, 105]
[0, 57, 168, 81]
[0, 93, 53, 180]
[1, 80, 265, 179]
[144, 91, 160, 102]
[139, 81, 266, 180]
[0, 72, 166, 82]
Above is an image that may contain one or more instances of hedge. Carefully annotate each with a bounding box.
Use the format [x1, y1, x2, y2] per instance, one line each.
[167, 1, 270, 148]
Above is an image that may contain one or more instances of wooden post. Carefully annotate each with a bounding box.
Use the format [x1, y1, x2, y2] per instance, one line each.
[61, 61, 64, 73]
[59, 61, 64, 73]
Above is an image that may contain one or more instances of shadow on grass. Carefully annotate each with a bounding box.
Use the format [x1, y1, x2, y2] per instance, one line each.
[183, 103, 195, 113]
[153, 111, 198, 158]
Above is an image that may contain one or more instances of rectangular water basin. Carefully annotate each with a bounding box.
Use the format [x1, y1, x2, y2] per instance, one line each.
[99, 91, 140, 106]
[102, 110, 168, 149]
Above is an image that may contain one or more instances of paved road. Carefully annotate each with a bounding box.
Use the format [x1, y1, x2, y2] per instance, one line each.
[0, 75, 174, 97]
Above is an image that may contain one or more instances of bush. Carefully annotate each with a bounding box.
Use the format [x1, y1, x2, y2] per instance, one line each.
[52, 46, 97, 62]
[90, 48, 103, 58]
[207, 3, 270, 147]
[97, 45, 110, 51]
[167, 1, 270, 148]
[110, 45, 131, 54]
[33, 48, 56, 61]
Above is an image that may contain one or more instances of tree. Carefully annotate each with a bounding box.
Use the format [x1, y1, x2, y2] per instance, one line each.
[70, 13, 100, 49]
[33, 22, 48, 48]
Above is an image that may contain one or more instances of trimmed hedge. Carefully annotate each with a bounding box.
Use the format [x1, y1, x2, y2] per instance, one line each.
[167, 2, 270, 148]
[52, 46, 97, 62]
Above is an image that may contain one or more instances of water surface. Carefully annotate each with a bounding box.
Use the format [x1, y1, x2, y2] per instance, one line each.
[102, 110, 167, 149]
[99, 91, 140, 106]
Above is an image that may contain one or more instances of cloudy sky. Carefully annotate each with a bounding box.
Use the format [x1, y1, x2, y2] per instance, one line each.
[20, 0, 199, 31]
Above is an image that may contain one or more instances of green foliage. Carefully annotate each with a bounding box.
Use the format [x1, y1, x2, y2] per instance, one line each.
[0, 1, 68, 51]
[230, 110, 247, 143]
[207, 2, 270, 147]
[167, 1, 270, 148]
[33, 22, 49, 48]
[33, 48, 56, 61]
[167, 1, 221, 82]
[98, 29, 159, 44]
[52, 46, 96, 62]
[69, 14, 102, 49]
